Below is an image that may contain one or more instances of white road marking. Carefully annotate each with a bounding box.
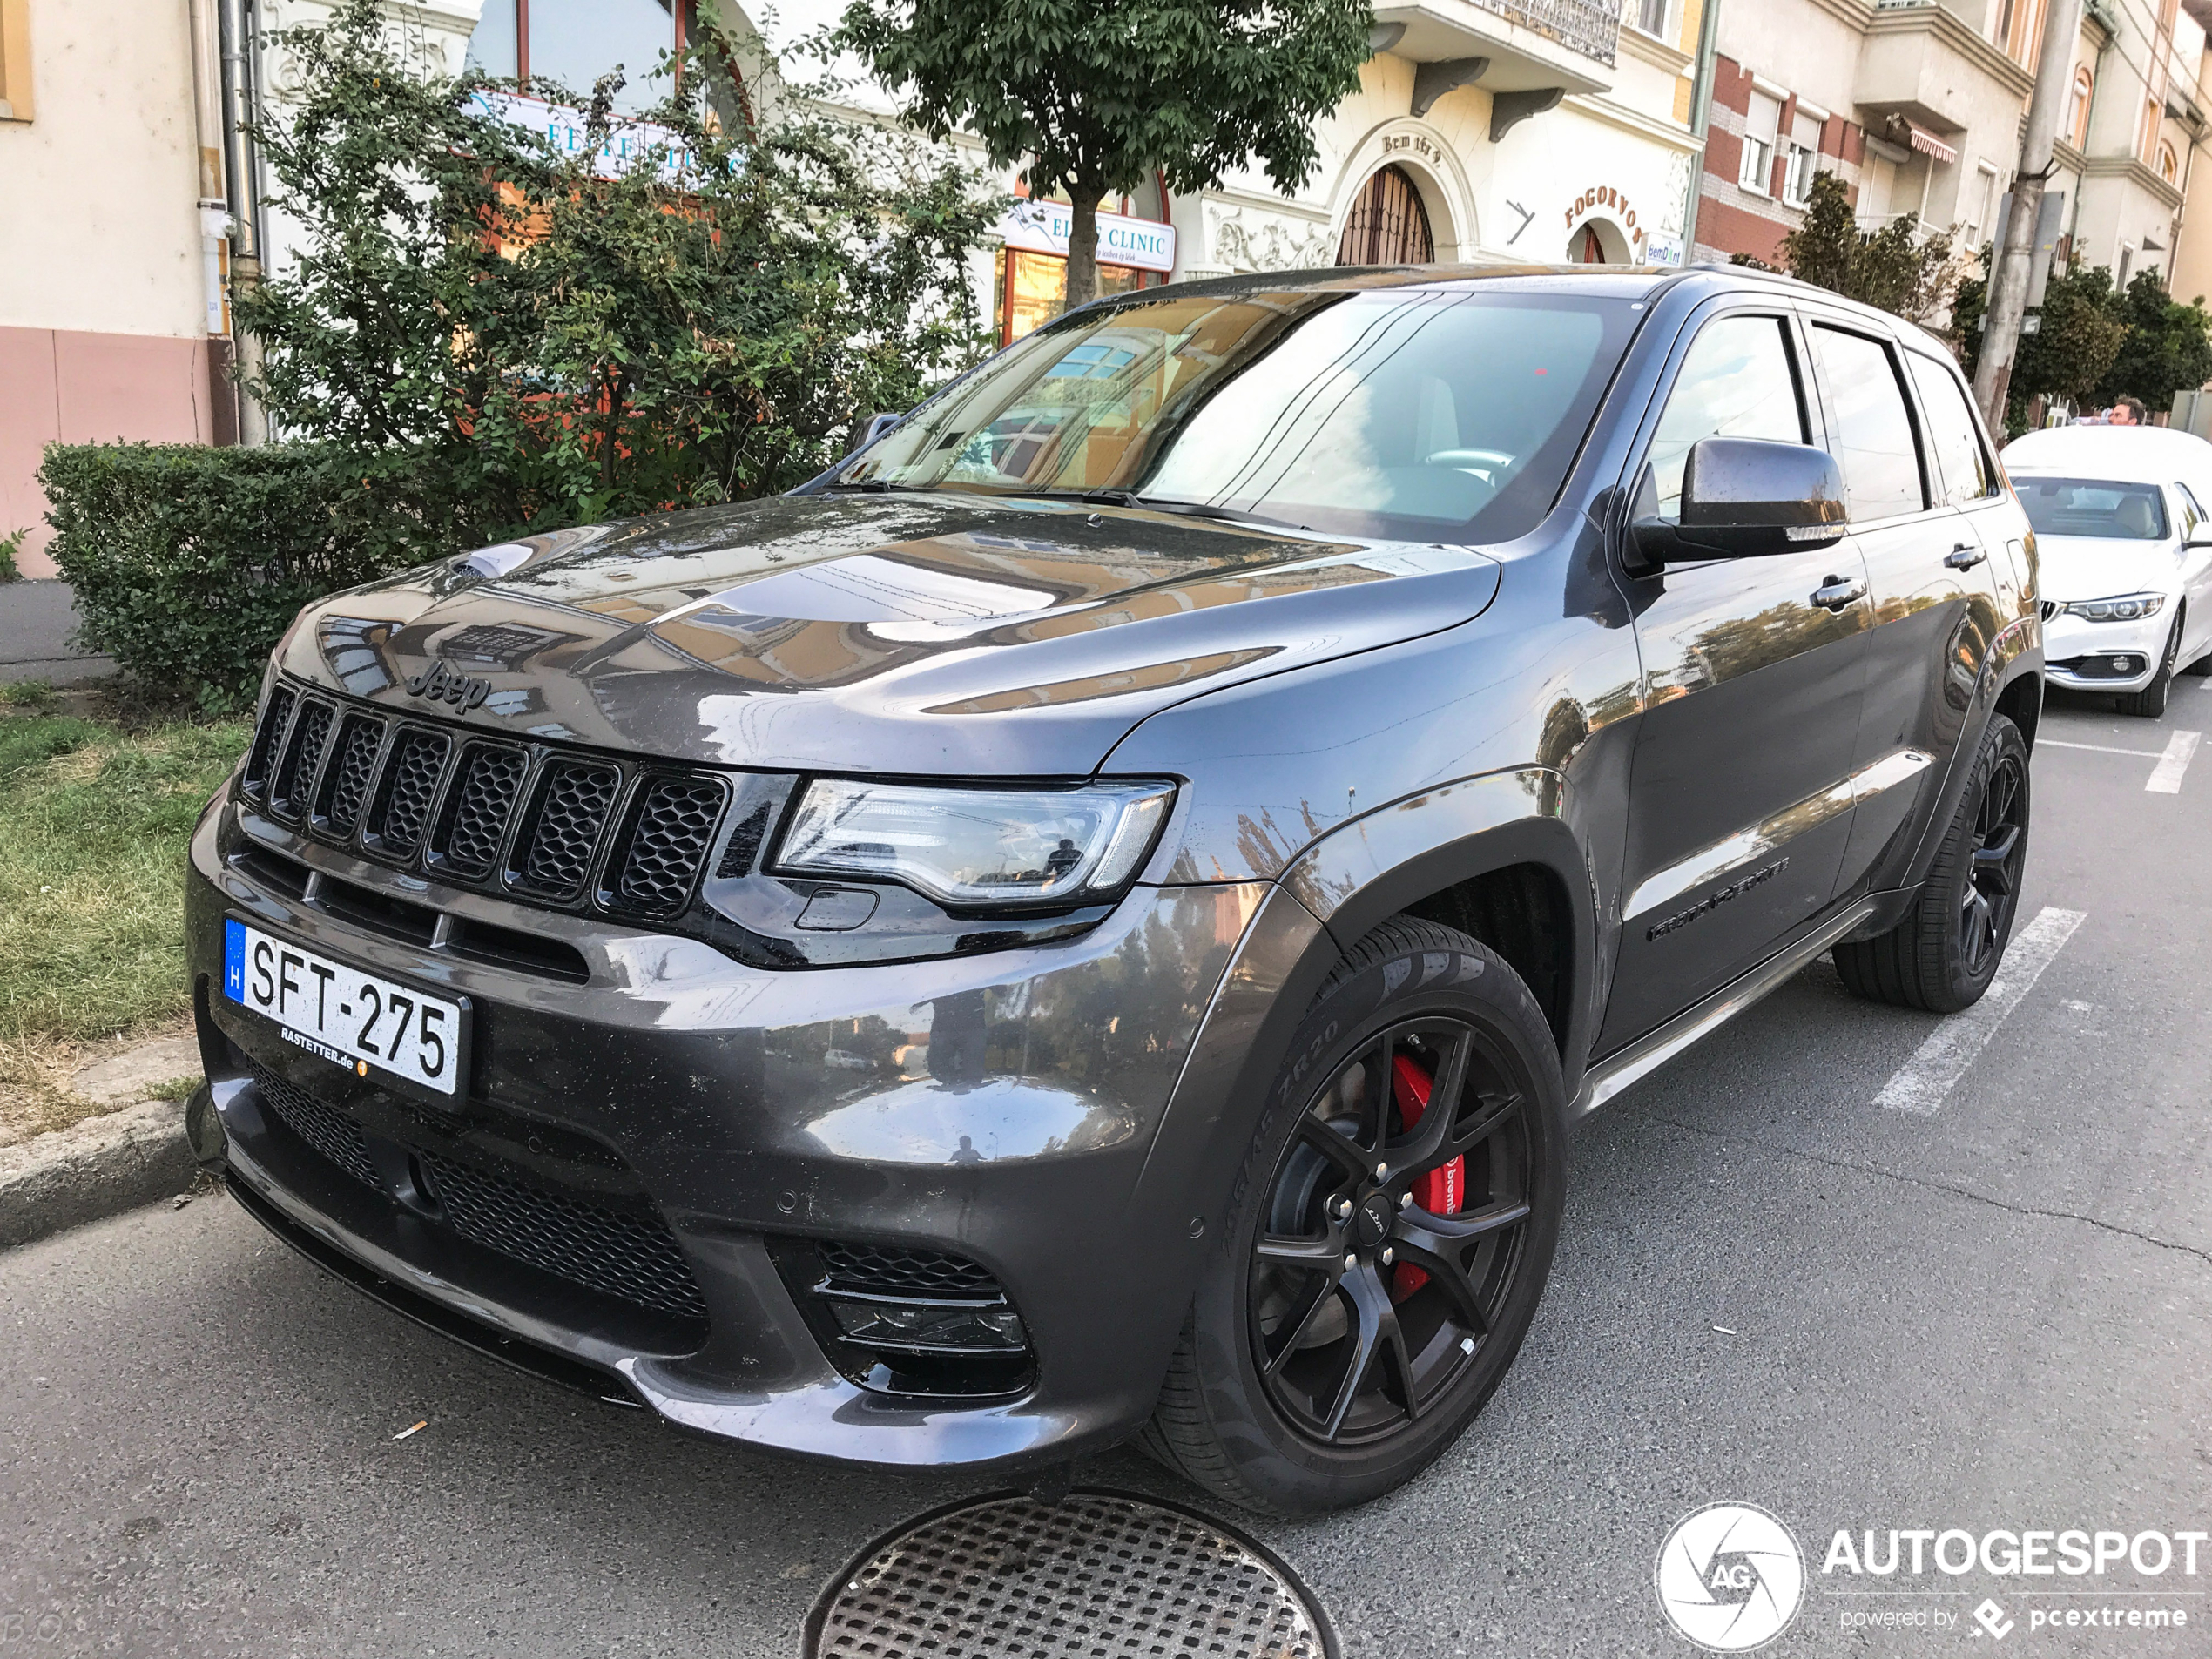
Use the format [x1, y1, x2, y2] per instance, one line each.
[2146, 729, 2202, 793]
[2036, 738, 2165, 757]
[1873, 906, 2088, 1115]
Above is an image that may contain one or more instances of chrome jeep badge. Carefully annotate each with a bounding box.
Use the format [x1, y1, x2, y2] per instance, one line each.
[403, 658, 492, 710]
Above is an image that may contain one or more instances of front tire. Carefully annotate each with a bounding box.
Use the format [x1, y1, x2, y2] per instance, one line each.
[2117, 617, 2181, 715]
[1833, 714, 2029, 1013]
[1141, 918, 1565, 1516]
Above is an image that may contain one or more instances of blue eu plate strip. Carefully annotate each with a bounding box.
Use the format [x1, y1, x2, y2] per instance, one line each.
[224, 917, 246, 1003]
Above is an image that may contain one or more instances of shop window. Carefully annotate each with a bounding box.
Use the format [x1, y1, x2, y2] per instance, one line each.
[468, 0, 688, 114]
[992, 252, 1163, 345]
[1335, 165, 1434, 266]
[1740, 91, 1781, 196]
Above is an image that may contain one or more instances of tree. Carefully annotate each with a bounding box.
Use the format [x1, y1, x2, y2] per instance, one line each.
[1773, 171, 1963, 325]
[233, 0, 1000, 543]
[831, 0, 1372, 308]
[2095, 269, 2212, 413]
[1957, 262, 2128, 434]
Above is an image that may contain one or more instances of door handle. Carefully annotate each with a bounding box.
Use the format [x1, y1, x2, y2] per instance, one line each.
[1811, 575, 1868, 610]
[1945, 543, 1987, 570]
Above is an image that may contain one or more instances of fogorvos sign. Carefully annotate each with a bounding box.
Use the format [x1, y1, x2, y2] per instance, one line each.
[1567, 184, 1647, 253]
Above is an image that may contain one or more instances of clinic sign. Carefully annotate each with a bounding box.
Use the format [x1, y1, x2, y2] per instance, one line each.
[466, 90, 714, 182]
[996, 200, 1177, 273]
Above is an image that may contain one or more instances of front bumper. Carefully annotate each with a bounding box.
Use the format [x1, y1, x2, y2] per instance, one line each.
[2043, 607, 2170, 692]
[188, 796, 1267, 1470]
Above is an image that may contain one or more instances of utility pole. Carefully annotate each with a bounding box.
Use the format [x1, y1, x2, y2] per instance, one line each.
[1973, 0, 2083, 433]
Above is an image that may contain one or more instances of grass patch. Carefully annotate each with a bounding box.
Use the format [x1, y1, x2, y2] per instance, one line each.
[0, 679, 55, 708]
[147, 1074, 203, 1103]
[0, 715, 249, 1045]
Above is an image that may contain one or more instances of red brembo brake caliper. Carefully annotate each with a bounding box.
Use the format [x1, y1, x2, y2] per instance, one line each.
[1390, 1051, 1463, 1299]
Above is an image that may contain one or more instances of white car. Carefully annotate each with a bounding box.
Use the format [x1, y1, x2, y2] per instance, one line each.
[2002, 424, 2212, 715]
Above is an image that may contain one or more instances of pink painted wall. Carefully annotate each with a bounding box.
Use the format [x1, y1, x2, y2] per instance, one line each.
[1, 326, 218, 578]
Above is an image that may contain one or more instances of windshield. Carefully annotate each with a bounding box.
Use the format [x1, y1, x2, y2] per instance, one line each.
[2015, 475, 2169, 541]
[835, 287, 1641, 542]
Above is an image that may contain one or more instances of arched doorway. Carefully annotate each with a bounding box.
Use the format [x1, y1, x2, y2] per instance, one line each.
[1568, 219, 1631, 263]
[1336, 165, 1435, 265]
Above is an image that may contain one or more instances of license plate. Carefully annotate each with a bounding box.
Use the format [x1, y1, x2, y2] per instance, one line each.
[223, 919, 467, 1096]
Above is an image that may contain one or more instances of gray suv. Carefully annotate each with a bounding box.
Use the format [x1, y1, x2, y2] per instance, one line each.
[185, 265, 2040, 1515]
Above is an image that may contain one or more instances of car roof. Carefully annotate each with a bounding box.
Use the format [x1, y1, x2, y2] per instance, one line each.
[2002, 424, 2212, 484]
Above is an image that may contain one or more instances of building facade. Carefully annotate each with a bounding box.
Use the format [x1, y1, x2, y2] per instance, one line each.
[0, 0, 233, 577]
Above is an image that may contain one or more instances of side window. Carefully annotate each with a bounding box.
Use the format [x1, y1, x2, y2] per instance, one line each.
[1810, 325, 1927, 521]
[1905, 352, 1998, 505]
[1646, 315, 1807, 521]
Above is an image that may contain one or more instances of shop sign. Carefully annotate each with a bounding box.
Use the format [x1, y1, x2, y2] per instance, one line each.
[1565, 184, 1647, 253]
[996, 200, 1177, 273]
[467, 90, 715, 182]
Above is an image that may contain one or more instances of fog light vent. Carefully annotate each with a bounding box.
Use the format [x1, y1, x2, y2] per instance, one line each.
[804, 1490, 1337, 1659]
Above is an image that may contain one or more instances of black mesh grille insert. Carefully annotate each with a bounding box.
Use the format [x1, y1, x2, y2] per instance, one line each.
[269, 699, 334, 820]
[243, 686, 297, 799]
[252, 1063, 381, 1190]
[817, 1242, 1002, 1298]
[516, 763, 620, 897]
[436, 744, 528, 877]
[372, 728, 450, 857]
[317, 713, 384, 840]
[416, 1151, 708, 1322]
[615, 775, 725, 914]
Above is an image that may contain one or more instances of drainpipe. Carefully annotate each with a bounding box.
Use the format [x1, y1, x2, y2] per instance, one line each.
[185, 0, 236, 442]
[218, 0, 269, 446]
[1680, 0, 1723, 264]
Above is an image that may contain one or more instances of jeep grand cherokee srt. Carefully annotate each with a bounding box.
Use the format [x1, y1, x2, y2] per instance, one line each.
[185, 265, 2041, 1515]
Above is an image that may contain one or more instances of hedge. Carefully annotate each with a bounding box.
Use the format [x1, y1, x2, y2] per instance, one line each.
[38, 443, 454, 711]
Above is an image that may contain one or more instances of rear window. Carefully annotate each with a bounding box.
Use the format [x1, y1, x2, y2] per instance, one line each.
[2014, 475, 2169, 540]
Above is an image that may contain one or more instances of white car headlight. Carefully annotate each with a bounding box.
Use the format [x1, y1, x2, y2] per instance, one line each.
[2064, 592, 2167, 622]
[775, 779, 1176, 909]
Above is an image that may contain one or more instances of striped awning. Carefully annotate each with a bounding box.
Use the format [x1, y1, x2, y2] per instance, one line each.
[1904, 121, 1959, 166]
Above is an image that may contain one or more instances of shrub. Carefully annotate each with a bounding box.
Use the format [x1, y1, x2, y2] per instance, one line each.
[37, 442, 448, 711]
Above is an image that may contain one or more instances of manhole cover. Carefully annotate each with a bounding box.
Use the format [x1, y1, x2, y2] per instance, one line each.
[804, 1488, 1339, 1659]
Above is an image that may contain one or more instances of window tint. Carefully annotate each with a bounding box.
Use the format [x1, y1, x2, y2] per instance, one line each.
[1646, 315, 1807, 521]
[1811, 326, 1925, 520]
[1905, 352, 1996, 504]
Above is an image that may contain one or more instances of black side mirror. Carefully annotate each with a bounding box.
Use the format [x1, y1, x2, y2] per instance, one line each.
[844, 410, 906, 457]
[1630, 436, 1849, 566]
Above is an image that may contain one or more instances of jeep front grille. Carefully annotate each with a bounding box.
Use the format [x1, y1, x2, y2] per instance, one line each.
[240, 678, 745, 934]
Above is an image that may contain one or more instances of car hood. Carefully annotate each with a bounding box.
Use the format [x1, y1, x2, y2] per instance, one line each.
[276, 491, 1502, 775]
[2032, 534, 2179, 604]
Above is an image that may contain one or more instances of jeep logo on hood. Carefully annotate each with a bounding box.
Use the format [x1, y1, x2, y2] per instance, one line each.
[405, 659, 492, 710]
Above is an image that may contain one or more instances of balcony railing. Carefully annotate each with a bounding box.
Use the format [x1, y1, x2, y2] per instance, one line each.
[1471, 0, 1620, 66]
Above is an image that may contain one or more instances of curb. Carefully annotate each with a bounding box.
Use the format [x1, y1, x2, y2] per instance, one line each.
[0, 1099, 197, 1250]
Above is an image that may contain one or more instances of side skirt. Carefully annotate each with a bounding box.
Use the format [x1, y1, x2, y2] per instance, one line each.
[1571, 894, 1881, 1119]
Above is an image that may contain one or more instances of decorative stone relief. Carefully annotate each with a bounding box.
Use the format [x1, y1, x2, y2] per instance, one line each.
[1207, 205, 1337, 273]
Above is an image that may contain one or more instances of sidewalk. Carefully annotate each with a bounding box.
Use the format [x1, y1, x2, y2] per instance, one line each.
[0, 579, 114, 685]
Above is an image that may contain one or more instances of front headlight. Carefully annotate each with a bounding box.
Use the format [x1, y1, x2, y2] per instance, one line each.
[774, 779, 1176, 909]
[2065, 592, 2167, 622]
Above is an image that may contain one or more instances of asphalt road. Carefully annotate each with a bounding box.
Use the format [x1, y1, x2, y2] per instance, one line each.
[0, 580, 113, 685]
[6, 681, 2211, 1657]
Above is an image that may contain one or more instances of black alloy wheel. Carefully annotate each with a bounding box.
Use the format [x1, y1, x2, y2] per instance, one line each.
[1833, 712, 2031, 1014]
[1251, 1018, 1532, 1446]
[1958, 746, 2026, 979]
[1142, 918, 1565, 1516]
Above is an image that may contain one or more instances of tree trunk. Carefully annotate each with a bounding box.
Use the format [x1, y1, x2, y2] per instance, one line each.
[1065, 189, 1103, 312]
[600, 366, 628, 495]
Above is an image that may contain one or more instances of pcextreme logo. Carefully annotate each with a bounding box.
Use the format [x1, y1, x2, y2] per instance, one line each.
[1656, 1503, 1806, 1651]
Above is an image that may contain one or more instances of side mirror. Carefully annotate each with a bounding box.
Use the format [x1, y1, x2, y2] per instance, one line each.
[844, 410, 906, 457]
[1630, 436, 1850, 566]
[2187, 526, 2212, 550]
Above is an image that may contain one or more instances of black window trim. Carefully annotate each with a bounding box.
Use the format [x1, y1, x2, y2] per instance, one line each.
[1797, 308, 1939, 529]
[1901, 342, 2004, 510]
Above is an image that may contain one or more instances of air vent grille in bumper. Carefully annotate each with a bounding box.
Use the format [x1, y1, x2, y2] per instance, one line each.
[253, 1062, 381, 1190]
[818, 1242, 1005, 1298]
[415, 1150, 709, 1322]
